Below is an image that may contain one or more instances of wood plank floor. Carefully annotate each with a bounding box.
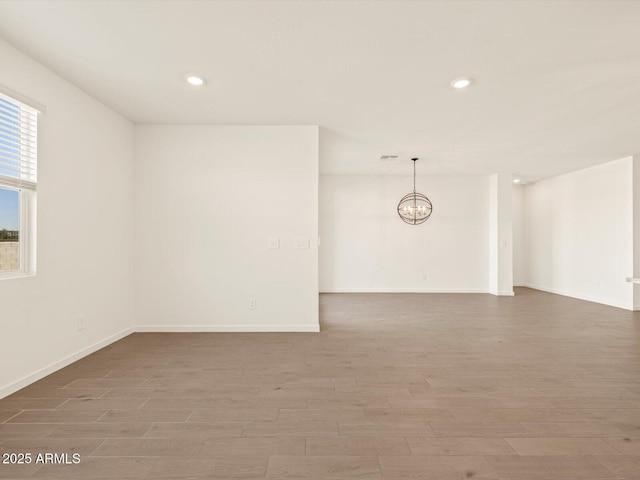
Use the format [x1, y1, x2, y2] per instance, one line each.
[2, 287, 640, 479]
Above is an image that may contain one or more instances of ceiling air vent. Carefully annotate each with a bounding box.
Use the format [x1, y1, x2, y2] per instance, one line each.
[380, 155, 398, 161]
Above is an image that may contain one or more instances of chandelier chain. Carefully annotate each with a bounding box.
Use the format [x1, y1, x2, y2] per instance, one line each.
[413, 160, 416, 193]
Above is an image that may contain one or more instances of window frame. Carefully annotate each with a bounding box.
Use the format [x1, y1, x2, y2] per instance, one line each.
[0, 89, 40, 280]
[0, 181, 36, 281]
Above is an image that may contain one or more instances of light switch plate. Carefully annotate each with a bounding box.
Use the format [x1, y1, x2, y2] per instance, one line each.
[268, 238, 280, 249]
[296, 238, 310, 249]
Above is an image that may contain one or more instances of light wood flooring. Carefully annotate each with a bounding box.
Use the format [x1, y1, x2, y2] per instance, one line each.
[2, 287, 640, 479]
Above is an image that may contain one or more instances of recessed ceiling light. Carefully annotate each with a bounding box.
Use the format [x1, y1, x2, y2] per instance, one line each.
[513, 179, 521, 184]
[450, 77, 473, 89]
[185, 75, 206, 86]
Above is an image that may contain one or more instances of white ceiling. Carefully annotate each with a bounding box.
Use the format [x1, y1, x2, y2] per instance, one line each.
[0, 1, 639, 179]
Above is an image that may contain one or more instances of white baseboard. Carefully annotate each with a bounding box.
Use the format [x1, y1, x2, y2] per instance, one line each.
[0, 327, 134, 399]
[521, 283, 633, 311]
[135, 325, 321, 333]
[489, 290, 515, 296]
[320, 288, 488, 294]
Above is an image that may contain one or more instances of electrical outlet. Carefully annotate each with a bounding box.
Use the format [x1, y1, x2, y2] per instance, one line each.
[77, 314, 86, 331]
[420, 273, 427, 281]
[249, 298, 257, 310]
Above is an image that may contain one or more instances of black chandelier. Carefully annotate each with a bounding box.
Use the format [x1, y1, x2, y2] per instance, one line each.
[397, 158, 433, 225]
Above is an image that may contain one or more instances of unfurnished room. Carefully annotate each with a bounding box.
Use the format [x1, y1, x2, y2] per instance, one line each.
[1, 1, 640, 479]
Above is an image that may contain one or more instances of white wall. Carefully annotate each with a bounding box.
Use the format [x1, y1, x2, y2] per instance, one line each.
[523, 157, 633, 310]
[488, 173, 513, 296]
[633, 156, 640, 310]
[320, 175, 489, 292]
[512, 184, 526, 285]
[0, 39, 136, 396]
[135, 125, 319, 332]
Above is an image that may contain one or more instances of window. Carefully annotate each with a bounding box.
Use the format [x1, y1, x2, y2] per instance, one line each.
[0, 91, 38, 278]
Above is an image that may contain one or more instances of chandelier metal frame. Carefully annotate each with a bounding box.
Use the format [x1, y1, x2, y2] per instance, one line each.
[397, 158, 433, 225]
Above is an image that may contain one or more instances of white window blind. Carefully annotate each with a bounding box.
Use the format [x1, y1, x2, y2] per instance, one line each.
[0, 92, 38, 190]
